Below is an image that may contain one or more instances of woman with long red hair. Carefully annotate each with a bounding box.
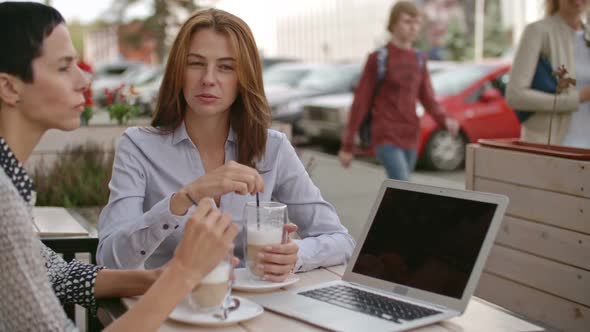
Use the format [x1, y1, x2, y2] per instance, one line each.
[97, 8, 354, 282]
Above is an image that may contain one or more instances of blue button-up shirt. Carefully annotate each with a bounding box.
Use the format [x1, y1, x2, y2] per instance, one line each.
[96, 122, 355, 272]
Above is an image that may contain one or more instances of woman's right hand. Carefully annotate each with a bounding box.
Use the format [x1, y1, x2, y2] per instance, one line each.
[171, 161, 265, 215]
[190, 160, 264, 198]
[170, 198, 240, 285]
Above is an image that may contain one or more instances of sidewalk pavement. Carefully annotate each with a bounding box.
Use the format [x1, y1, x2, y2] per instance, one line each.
[297, 149, 465, 240]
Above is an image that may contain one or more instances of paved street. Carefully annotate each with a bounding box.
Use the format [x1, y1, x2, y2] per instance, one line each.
[297, 148, 465, 240]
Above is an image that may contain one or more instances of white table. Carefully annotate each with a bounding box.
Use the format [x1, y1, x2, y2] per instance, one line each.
[98, 265, 544, 331]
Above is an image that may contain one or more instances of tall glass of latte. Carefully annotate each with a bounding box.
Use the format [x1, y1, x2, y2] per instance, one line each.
[244, 201, 287, 280]
[189, 254, 232, 312]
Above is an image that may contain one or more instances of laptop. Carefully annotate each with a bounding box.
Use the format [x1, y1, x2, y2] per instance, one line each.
[250, 179, 509, 332]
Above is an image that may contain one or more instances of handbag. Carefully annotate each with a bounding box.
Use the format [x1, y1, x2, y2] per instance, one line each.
[515, 56, 557, 123]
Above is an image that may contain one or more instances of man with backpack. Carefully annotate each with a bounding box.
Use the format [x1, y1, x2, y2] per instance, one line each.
[339, 1, 458, 181]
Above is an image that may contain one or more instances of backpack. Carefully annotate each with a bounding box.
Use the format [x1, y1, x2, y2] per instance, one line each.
[358, 46, 424, 148]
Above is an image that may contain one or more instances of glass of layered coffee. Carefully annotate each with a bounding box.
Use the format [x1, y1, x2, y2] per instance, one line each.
[189, 254, 232, 313]
[244, 201, 287, 280]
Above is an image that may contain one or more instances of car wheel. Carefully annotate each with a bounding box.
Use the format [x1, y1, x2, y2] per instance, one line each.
[422, 130, 467, 171]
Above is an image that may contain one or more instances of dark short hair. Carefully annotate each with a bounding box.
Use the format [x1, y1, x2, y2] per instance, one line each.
[0, 2, 65, 82]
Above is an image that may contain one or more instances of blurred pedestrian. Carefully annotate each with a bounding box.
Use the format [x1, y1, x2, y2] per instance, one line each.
[339, 1, 458, 181]
[506, 0, 590, 146]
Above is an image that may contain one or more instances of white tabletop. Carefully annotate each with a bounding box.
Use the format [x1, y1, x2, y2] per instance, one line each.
[33, 207, 89, 237]
[105, 265, 544, 332]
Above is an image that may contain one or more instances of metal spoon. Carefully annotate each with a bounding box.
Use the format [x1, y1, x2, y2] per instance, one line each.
[214, 297, 241, 321]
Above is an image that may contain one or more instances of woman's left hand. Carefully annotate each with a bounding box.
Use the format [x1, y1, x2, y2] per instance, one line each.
[256, 224, 299, 282]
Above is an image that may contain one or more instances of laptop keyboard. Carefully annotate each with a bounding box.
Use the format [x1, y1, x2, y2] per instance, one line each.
[298, 285, 441, 324]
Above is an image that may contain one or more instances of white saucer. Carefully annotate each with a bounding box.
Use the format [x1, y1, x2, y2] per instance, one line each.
[168, 296, 263, 327]
[231, 267, 300, 292]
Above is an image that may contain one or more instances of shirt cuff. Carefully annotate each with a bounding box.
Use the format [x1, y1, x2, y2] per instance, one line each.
[293, 239, 305, 272]
[143, 193, 187, 236]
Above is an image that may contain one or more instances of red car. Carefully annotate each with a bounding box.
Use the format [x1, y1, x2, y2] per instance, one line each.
[416, 62, 521, 170]
[301, 62, 521, 171]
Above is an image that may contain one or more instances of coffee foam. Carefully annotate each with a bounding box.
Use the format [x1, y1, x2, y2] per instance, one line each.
[201, 260, 231, 284]
[247, 226, 283, 245]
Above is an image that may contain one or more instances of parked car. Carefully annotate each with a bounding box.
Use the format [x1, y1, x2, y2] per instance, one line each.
[130, 66, 164, 115]
[301, 62, 520, 171]
[261, 56, 298, 70]
[299, 60, 456, 144]
[265, 62, 362, 134]
[91, 61, 146, 107]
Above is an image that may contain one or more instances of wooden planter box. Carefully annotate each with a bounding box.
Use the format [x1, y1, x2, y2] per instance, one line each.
[466, 143, 590, 332]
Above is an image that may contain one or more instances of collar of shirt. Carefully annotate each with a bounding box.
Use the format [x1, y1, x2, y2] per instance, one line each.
[0, 137, 34, 203]
[171, 120, 237, 146]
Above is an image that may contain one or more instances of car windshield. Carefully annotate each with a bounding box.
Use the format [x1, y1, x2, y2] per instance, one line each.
[263, 67, 311, 86]
[297, 65, 360, 91]
[431, 65, 495, 96]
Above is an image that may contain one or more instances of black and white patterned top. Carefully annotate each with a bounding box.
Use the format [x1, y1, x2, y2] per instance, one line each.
[0, 138, 33, 202]
[0, 138, 104, 330]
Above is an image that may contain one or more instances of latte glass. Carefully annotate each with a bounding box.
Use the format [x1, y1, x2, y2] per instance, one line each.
[189, 254, 232, 312]
[244, 201, 287, 280]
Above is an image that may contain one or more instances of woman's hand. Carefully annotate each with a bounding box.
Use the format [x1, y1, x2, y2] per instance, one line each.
[102, 198, 240, 332]
[187, 160, 264, 198]
[338, 150, 354, 168]
[580, 85, 590, 103]
[170, 198, 240, 286]
[255, 224, 299, 282]
[171, 161, 265, 215]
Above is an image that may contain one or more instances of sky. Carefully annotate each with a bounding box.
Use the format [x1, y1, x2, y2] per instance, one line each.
[16, 0, 153, 23]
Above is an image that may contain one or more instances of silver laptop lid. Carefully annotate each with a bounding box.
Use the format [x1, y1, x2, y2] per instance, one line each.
[343, 180, 508, 313]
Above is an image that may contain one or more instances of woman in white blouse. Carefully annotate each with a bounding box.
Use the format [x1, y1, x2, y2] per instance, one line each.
[97, 9, 355, 281]
[506, 0, 590, 145]
[0, 2, 238, 331]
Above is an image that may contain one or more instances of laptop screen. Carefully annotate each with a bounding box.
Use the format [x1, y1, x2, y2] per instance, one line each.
[351, 187, 498, 299]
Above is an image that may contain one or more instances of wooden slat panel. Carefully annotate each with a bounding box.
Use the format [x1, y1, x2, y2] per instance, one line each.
[474, 177, 590, 234]
[476, 272, 590, 332]
[495, 215, 590, 270]
[484, 246, 590, 306]
[472, 145, 590, 198]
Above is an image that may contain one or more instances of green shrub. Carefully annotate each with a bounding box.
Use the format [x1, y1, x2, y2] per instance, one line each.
[33, 143, 114, 207]
[108, 102, 140, 125]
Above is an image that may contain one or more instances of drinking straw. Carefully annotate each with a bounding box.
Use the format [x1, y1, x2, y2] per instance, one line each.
[256, 192, 260, 230]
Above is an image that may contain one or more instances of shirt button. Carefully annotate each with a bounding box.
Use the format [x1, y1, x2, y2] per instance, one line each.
[140, 250, 146, 255]
[163, 224, 169, 230]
